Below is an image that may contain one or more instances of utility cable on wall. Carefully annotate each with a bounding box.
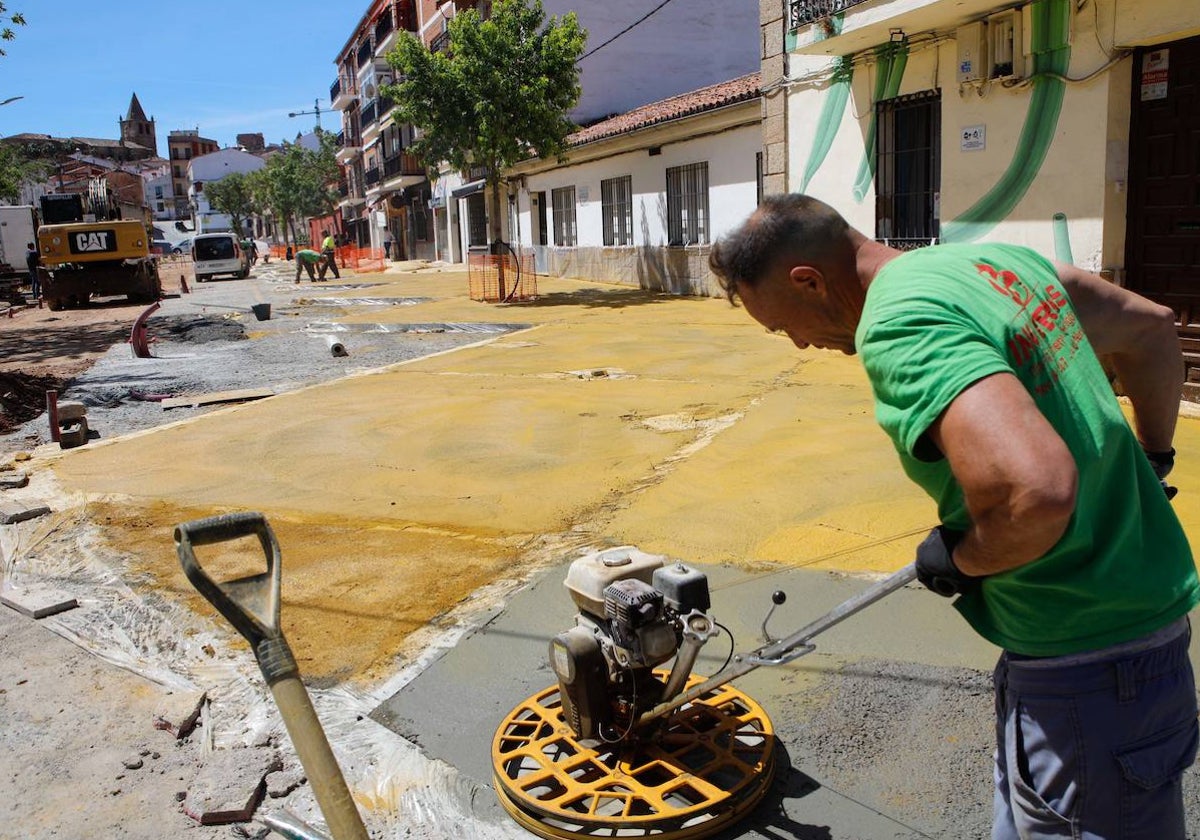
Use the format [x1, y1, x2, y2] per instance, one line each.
[578, 0, 679, 63]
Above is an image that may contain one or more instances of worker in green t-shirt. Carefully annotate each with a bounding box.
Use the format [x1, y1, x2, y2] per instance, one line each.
[294, 248, 323, 283]
[709, 194, 1199, 839]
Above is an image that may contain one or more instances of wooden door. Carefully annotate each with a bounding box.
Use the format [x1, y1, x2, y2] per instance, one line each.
[1126, 35, 1200, 382]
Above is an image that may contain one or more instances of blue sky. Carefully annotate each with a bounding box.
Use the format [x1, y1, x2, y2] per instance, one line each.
[0, 1, 367, 151]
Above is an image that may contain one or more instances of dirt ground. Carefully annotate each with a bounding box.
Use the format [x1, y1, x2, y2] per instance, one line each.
[0, 264, 190, 436]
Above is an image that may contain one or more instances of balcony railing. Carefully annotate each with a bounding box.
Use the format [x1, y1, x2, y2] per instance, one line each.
[464, 164, 491, 182]
[375, 9, 394, 43]
[336, 130, 344, 147]
[789, 0, 870, 28]
[357, 37, 374, 67]
[430, 30, 450, 54]
[383, 151, 423, 180]
[330, 77, 342, 102]
[365, 166, 381, 186]
[361, 99, 378, 127]
[341, 127, 362, 148]
[338, 181, 350, 197]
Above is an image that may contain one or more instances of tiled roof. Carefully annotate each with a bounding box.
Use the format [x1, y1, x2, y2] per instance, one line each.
[568, 72, 761, 147]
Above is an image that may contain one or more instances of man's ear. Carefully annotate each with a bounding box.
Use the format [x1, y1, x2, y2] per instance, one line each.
[787, 265, 824, 294]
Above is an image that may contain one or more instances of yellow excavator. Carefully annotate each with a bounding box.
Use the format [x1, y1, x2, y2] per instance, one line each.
[36, 193, 161, 311]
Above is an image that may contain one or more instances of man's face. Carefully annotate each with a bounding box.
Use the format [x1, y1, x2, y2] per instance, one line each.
[736, 266, 858, 355]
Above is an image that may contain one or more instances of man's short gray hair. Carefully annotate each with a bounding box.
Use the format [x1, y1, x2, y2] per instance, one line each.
[709, 194, 850, 303]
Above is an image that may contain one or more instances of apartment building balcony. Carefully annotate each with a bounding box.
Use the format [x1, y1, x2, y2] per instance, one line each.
[789, 0, 1003, 56]
[356, 37, 374, 68]
[361, 99, 378, 129]
[331, 73, 357, 109]
[364, 165, 382, 187]
[360, 96, 393, 145]
[336, 127, 362, 164]
[381, 150, 425, 190]
[430, 30, 451, 54]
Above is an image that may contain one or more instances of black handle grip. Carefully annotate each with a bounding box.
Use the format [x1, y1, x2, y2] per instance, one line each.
[174, 512, 292, 681]
[175, 510, 272, 547]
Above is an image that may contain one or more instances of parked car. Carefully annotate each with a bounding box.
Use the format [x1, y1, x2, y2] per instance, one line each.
[191, 233, 250, 281]
[173, 238, 191, 255]
[151, 239, 173, 257]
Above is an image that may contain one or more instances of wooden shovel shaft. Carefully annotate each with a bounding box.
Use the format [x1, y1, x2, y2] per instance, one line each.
[270, 677, 369, 840]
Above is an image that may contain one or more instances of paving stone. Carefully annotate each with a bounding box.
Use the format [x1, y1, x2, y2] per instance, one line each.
[0, 500, 50, 524]
[152, 689, 207, 739]
[181, 746, 280, 825]
[0, 584, 78, 619]
[55, 400, 87, 422]
[264, 764, 306, 799]
[0, 471, 28, 489]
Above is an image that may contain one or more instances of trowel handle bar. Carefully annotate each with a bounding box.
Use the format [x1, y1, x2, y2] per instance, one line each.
[638, 563, 918, 725]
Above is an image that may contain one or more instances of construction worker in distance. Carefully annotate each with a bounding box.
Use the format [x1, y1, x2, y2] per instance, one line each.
[319, 229, 340, 281]
[709, 193, 1198, 840]
[294, 248, 323, 283]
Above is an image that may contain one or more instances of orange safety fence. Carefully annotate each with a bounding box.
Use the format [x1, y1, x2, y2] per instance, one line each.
[335, 245, 386, 273]
[468, 252, 537, 303]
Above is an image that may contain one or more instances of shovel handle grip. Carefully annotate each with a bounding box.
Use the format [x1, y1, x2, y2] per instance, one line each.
[176, 510, 274, 547]
[174, 511, 283, 657]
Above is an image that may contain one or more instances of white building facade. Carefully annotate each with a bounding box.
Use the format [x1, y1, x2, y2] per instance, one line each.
[188, 148, 266, 234]
[505, 74, 762, 296]
[763, 0, 1200, 379]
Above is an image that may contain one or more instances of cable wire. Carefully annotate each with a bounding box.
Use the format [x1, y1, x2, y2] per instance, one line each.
[578, 0, 679, 63]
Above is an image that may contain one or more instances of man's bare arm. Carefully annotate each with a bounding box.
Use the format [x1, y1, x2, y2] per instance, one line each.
[927, 372, 1078, 576]
[1055, 262, 1182, 452]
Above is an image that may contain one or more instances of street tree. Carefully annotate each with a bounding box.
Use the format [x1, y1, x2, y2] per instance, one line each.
[0, 141, 48, 202]
[203, 171, 256, 236]
[384, 0, 585, 250]
[0, 4, 26, 57]
[255, 136, 340, 245]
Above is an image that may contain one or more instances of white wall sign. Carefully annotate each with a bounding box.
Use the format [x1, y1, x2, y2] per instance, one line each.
[961, 125, 986, 151]
[1141, 49, 1169, 101]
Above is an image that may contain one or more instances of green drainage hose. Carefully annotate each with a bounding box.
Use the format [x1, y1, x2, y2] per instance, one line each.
[941, 0, 1072, 242]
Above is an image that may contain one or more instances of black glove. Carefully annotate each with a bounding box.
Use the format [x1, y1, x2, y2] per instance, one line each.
[915, 526, 980, 598]
[1144, 447, 1178, 500]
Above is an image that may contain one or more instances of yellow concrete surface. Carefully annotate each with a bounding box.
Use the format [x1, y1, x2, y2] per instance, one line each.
[40, 270, 1200, 684]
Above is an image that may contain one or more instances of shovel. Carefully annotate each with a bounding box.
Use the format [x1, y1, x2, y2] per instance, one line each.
[175, 511, 369, 840]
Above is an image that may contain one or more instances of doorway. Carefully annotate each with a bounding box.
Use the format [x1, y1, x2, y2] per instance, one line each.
[1126, 35, 1200, 381]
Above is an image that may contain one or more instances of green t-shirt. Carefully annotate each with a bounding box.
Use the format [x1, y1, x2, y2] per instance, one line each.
[856, 243, 1198, 656]
[296, 249, 322, 263]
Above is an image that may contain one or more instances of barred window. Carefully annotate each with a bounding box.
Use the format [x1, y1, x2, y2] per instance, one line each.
[666, 162, 709, 246]
[552, 186, 577, 246]
[601, 175, 633, 246]
[875, 90, 941, 246]
[466, 192, 487, 247]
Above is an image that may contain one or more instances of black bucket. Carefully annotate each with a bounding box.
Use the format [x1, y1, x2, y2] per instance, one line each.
[251, 303, 271, 321]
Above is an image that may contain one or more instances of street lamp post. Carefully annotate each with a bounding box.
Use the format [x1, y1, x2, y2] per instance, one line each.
[287, 99, 323, 132]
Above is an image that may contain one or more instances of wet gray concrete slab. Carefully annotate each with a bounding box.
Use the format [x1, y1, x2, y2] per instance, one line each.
[372, 557, 1011, 839]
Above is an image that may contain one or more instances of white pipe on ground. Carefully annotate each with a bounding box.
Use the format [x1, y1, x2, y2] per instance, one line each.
[324, 335, 348, 357]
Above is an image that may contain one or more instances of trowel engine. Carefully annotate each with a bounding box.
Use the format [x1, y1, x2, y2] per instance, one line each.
[550, 547, 717, 742]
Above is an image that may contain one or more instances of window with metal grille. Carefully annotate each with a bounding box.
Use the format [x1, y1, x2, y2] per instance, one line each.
[875, 90, 941, 247]
[601, 175, 633, 246]
[466, 192, 487, 247]
[666, 162, 709, 245]
[756, 152, 763, 206]
[552, 186, 577, 246]
[411, 196, 429, 242]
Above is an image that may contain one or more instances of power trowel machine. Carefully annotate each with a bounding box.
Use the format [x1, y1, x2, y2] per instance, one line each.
[491, 546, 917, 840]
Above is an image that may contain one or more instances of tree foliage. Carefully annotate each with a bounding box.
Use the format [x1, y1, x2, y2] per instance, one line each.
[203, 171, 256, 235]
[251, 134, 341, 244]
[0, 3, 26, 57]
[384, 0, 585, 244]
[0, 141, 48, 203]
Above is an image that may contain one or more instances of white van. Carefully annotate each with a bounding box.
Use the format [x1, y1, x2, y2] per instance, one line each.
[192, 233, 250, 282]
